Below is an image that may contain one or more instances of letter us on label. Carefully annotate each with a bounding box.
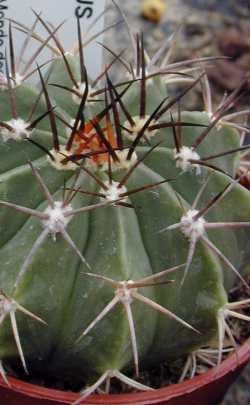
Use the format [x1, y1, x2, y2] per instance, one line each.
[75, 0, 94, 19]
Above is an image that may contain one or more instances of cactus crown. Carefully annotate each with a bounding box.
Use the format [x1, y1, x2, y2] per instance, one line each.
[0, 3, 249, 402]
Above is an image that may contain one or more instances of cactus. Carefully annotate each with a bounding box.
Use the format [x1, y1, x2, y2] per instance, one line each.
[0, 3, 250, 401]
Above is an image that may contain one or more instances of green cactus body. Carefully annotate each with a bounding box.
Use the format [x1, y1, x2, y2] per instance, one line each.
[0, 19, 249, 393]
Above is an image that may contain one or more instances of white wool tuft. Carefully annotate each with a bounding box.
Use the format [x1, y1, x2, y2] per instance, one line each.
[1, 118, 31, 142]
[180, 209, 206, 240]
[42, 201, 72, 234]
[174, 146, 201, 175]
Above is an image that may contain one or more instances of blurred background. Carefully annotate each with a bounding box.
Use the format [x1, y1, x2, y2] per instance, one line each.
[105, 0, 250, 109]
[105, 1, 250, 404]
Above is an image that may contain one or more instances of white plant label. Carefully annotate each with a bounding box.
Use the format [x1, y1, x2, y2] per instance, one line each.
[0, 0, 106, 78]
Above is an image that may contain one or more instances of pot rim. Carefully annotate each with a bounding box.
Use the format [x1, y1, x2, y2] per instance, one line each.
[0, 337, 249, 404]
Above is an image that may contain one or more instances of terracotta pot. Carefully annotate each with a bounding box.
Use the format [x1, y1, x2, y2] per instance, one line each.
[0, 337, 249, 405]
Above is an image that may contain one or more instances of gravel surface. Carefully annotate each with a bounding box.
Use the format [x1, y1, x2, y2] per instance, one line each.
[223, 362, 250, 405]
[105, 1, 250, 404]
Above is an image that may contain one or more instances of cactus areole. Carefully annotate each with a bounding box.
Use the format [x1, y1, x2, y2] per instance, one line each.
[0, 4, 249, 401]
